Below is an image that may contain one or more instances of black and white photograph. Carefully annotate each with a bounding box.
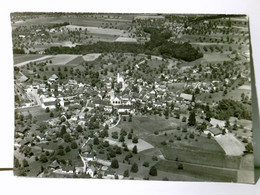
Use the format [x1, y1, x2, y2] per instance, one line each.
[11, 12, 255, 183]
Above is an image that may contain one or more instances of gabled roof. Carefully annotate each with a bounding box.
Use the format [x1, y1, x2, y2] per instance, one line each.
[49, 160, 60, 168]
[208, 127, 222, 135]
[48, 74, 58, 81]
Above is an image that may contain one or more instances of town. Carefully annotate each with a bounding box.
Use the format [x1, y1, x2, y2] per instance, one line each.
[12, 13, 254, 183]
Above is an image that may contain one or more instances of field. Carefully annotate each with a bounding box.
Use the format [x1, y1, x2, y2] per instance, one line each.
[117, 115, 241, 169]
[203, 53, 231, 62]
[66, 25, 127, 36]
[156, 159, 238, 182]
[13, 54, 44, 64]
[215, 134, 245, 156]
[48, 54, 81, 66]
[14, 55, 53, 67]
[198, 85, 251, 104]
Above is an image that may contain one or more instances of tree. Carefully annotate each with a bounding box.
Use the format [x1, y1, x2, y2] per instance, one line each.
[45, 107, 50, 113]
[23, 159, 29, 167]
[182, 116, 187, 122]
[149, 166, 157, 176]
[60, 125, 67, 137]
[177, 163, 183, 170]
[143, 161, 149, 167]
[132, 145, 138, 154]
[57, 149, 65, 156]
[14, 157, 20, 168]
[128, 133, 132, 139]
[71, 141, 78, 149]
[111, 159, 119, 169]
[93, 137, 99, 145]
[50, 112, 54, 118]
[112, 131, 118, 139]
[63, 133, 71, 142]
[245, 142, 253, 153]
[132, 136, 138, 143]
[65, 145, 71, 153]
[123, 169, 129, 177]
[131, 163, 138, 173]
[76, 125, 83, 132]
[188, 111, 196, 126]
[119, 135, 125, 142]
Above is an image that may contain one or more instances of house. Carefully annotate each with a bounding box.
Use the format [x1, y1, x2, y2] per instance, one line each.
[86, 165, 96, 177]
[207, 127, 222, 136]
[48, 74, 58, 82]
[104, 105, 113, 113]
[68, 103, 82, 110]
[17, 74, 29, 83]
[180, 93, 193, 102]
[41, 96, 56, 109]
[210, 118, 226, 128]
[49, 160, 60, 170]
[111, 97, 121, 105]
[118, 105, 135, 115]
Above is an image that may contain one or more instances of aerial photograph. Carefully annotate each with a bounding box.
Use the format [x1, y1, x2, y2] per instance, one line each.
[11, 12, 254, 183]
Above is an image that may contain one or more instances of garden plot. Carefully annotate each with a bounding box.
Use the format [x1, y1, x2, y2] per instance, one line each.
[215, 133, 245, 156]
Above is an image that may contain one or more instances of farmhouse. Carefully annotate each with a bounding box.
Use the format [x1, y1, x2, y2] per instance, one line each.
[86, 165, 96, 177]
[207, 127, 222, 136]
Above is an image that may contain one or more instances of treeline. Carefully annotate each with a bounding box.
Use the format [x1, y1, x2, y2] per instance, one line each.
[45, 42, 143, 55]
[190, 14, 247, 22]
[215, 99, 252, 120]
[13, 48, 25, 54]
[49, 22, 70, 29]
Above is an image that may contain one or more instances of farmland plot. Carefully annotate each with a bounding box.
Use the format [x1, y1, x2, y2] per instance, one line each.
[215, 133, 245, 156]
[66, 25, 127, 36]
[48, 54, 81, 65]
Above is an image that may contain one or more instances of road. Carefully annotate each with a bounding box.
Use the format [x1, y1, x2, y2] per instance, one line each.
[79, 137, 91, 172]
[109, 114, 121, 129]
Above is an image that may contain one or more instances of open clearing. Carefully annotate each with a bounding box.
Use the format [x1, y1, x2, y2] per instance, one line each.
[215, 133, 245, 156]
